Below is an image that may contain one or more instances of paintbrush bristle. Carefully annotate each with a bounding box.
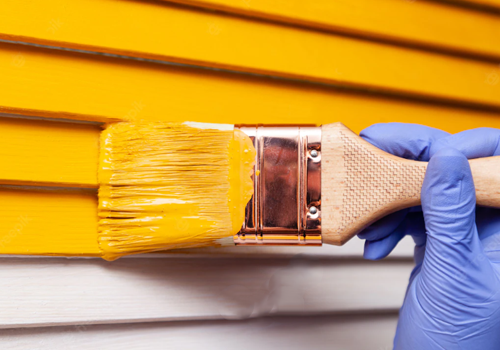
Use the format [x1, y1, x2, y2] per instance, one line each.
[97, 121, 255, 261]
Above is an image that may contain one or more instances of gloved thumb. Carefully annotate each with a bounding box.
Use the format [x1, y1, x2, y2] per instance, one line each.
[416, 147, 493, 313]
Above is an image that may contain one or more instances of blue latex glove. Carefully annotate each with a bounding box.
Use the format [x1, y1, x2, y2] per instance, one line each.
[358, 123, 500, 349]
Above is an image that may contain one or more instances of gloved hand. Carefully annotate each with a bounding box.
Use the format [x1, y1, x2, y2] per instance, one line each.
[358, 123, 500, 349]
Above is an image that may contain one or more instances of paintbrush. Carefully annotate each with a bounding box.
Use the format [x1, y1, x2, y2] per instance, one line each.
[98, 121, 500, 261]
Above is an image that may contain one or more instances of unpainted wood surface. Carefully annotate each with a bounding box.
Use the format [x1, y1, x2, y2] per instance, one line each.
[322, 123, 425, 245]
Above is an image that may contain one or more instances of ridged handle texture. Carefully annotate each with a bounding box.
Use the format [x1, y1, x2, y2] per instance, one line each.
[321, 122, 500, 246]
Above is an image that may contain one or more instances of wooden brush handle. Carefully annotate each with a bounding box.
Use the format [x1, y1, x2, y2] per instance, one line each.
[321, 122, 500, 245]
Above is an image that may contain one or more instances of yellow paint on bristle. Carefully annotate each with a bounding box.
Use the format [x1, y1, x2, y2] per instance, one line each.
[98, 121, 255, 261]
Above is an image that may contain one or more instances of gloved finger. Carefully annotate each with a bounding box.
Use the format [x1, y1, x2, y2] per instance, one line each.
[358, 209, 409, 241]
[363, 211, 426, 260]
[358, 123, 447, 260]
[404, 212, 426, 265]
[418, 147, 495, 306]
[421, 147, 479, 262]
[363, 228, 406, 260]
[431, 128, 500, 158]
[360, 123, 449, 161]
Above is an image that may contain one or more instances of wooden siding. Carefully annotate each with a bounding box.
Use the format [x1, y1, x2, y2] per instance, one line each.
[0, 0, 497, 348]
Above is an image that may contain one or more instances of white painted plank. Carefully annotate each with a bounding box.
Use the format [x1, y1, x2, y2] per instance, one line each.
[0, 314, 398, 350]
[0, 257, 412, 328]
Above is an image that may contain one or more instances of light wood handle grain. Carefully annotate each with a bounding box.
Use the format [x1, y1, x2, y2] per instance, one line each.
[321, 122, 500, 245]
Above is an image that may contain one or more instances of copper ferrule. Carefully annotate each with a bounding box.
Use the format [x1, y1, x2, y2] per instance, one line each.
[234, 125, 322, 246]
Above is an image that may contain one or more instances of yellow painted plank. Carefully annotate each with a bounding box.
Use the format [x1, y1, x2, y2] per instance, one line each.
[0, 187, 99, 256]
[1, 42, 500, 132]
[166, 0, 500, 60]
[0, 118, 100, 187]
[0, 1, 500, 108]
